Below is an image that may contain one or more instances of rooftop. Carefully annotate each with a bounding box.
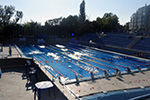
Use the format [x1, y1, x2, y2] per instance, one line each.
[0, 67, 34, 100]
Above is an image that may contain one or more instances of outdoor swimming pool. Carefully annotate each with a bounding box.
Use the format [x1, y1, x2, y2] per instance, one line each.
[18, 43, 150, 82]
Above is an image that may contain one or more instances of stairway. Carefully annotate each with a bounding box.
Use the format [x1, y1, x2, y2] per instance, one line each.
[98, 34, 107, 39]
[93, 33, 106, 43]
[127, 37, 141, 49]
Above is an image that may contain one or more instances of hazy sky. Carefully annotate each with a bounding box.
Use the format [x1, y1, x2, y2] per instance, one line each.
[1, 0, 150, 25]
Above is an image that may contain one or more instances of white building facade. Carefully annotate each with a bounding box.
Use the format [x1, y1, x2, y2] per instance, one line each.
[129, 4, 150, 37]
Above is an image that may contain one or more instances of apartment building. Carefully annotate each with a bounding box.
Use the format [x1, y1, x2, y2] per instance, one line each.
[129, 4, 150, 37]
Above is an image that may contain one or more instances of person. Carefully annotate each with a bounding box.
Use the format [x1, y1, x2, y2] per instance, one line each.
[137, 65, 141, 71]
[115, 68, 121, 76]
[104, 70, 109, 77]
[75, 74, 79, 85]
[146, 64, 150, 70]
[9, 44, 12, 56]
[9, 49, 12, 56]
[127, 67, 131, 73]
[0, 45, 3, 52]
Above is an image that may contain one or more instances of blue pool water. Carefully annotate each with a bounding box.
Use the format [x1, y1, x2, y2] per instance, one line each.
[18, 44, 150, 80]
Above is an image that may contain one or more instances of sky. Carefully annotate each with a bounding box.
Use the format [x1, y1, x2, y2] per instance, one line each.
[1, 0, 150, 25]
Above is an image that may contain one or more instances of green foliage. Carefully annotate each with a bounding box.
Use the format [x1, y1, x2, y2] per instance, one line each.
[42, 12, 121, 37]
[23, 21, 41, 37]
[123, 22, 130, 32]
[101, 13, 119, 31]
[14, 11, 23, 24]
[59, 15, 91, 37]
[0, 5, 23, 41]
[0, 5, 15, 28]
[45, 17, 62, 26]
[94, 13, 120, 32]
[60, 15, 80, 37]
[0, 5, 23, 27]
[24, 20, 41, 28]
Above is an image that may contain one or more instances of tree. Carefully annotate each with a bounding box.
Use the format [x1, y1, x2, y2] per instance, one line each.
[79, 0, 86, 22]
[13, 11, 23, 24]
[45, 17, 62, 26]
[0, 5, 23, 27]
[0, 5, 15, 28]
[0, 5, 23, 40]
[23, 20, 41, 36]
[60, 15, 79, 36]
[123, 22, 130, 32]
[101, 13, 120, 31]
[96, 17, 102, 31]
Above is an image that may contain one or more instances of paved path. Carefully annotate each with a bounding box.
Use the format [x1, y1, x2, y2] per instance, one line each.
[0, 45, 21, 59]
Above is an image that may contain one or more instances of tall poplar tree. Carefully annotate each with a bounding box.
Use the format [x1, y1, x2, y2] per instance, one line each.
[79, 0, 86, 22]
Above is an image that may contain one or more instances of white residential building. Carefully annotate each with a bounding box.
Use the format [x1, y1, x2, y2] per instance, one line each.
[129, 4, 150, 37]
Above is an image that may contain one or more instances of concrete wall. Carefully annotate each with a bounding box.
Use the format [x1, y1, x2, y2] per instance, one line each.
[36, 66, 68, 100]
[0, 58, 28, 68]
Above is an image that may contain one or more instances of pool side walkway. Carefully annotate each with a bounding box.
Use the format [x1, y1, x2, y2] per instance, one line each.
[66, 70, 150, 98]
[0, 45, 22, 59]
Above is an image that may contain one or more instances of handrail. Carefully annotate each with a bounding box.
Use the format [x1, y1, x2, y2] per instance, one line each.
[14, 44, 22, 57]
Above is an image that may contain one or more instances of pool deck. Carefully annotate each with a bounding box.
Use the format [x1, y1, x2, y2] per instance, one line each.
[66, 70, 150, 98]
[0, 45, 22, 59]
[1, 45, 150, 100]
